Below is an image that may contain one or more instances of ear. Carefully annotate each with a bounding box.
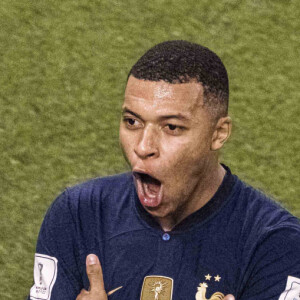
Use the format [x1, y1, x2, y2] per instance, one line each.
[210, 116, 232, 151]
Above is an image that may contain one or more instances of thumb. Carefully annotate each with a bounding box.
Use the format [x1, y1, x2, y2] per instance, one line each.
[223, 295, 235, 300]
[86, 254, 105, 294]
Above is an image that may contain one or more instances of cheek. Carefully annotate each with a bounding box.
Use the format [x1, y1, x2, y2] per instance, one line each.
[161, 138, 210, 175]
[161, 143, 193, 174]
[161, 136, 205, 162]
[119, 129, 140, 168]
[119, 129, 132, 156]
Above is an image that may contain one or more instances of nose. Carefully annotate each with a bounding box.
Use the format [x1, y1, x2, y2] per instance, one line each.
[134, 125, 159, 159]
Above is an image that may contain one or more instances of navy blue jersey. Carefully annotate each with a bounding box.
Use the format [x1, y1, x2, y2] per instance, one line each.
[29, 167, 300, 300]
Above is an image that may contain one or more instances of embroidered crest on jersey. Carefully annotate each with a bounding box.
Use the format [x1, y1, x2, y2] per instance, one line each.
[195, 274, 225, 300]
[140, 276, 173, 300]
[278, 276, 300, 300]
[30, 253, 58, 300]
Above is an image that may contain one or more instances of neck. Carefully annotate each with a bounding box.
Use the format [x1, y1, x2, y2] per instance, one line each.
[157, 162, 226, 232]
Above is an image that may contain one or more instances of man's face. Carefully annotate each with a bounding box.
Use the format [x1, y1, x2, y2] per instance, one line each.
[119, 76, 217, 219]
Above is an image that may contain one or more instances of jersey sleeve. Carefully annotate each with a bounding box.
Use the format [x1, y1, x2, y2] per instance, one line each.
[28, 191, 83, 300]
[238, 224, 300, 300]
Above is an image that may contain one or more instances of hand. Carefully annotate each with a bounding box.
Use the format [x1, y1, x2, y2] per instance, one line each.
[76, 254, 107, 300]
[76, 254, 235, 300]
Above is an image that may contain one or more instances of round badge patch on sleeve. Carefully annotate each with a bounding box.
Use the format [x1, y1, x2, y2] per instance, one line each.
[278, 276, 300, 300]
[30, 253, 58, 300]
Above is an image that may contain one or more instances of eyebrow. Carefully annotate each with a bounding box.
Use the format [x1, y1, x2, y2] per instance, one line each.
[158, 114, 189, 121]
[122, 108, 143, 120]
[122, 107, 190, 122]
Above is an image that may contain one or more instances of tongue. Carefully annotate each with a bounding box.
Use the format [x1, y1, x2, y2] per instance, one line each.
[144, 180, 160, 194]
[143, 176, 161, 194]
[138, 174, 162, 208]
[143, 181, 160, 195]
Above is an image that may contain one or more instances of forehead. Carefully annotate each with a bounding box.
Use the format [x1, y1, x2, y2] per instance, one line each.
[124, 76, 204, 114]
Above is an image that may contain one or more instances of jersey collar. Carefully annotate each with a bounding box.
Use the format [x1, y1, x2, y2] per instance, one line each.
[132, 164, 237, 232]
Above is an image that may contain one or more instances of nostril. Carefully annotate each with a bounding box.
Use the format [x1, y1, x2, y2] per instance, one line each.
[134, 148, 156, 159]
[134, 141, 158, 159]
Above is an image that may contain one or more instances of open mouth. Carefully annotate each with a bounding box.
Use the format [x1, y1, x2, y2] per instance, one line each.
[133, 172, 163, 208]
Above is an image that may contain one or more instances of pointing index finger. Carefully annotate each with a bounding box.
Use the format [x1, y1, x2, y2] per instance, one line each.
[86, 254, 106, 294]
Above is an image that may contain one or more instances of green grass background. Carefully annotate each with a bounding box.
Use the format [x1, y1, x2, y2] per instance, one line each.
[0, 0, 299, 298]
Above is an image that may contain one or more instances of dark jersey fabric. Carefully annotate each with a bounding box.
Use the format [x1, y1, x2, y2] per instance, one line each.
[29, 166, 300, 299]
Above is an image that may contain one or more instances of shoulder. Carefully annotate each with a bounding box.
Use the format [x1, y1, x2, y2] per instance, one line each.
[224, 174, 300, 255]
[229, 175, 300, 258]
[39, 172, 136, 248]
[230, 176, 299, 229]
[225, 176, 300, 295]
[46, 172, 134, 220]
[66, 172, 133, 201]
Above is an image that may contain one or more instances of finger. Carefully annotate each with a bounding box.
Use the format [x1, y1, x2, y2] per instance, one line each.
[223, 295, 235, 300]
[76, 289, 88, 300]
[86, 254, 105, 293]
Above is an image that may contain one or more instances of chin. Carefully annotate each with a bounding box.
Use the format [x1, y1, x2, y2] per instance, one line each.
[144, 204, 173, 218]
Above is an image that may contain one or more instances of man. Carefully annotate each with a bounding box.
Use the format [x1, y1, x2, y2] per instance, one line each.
[29, 40, 300, 300]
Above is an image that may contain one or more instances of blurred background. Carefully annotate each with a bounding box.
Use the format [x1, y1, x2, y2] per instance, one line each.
[0, 0, 299, 298]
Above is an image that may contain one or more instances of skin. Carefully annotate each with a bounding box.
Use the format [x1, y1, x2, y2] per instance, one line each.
[120, 76, 232, 231]
[77, 254, 235, 300]
[77, 76, 234, 299]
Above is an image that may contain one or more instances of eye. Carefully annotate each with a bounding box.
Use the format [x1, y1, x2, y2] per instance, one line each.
[168, 124, 177, 131]
[164, 124, 185, 135]
[128, 118, 135, 126]
[123, 117, 142, 129]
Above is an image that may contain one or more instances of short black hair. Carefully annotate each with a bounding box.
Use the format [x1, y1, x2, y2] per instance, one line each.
[128, 40, 229, 119]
